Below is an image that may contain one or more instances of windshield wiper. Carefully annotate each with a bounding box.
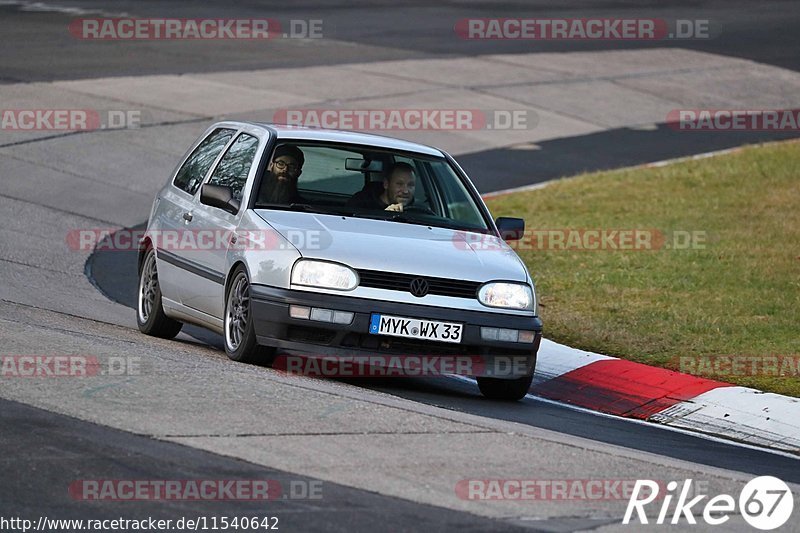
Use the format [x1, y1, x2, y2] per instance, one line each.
[350, 210, 435, 227]
[356, 210, 492, 232]
[256, 203, 354, 216]
[389, 213, 422, 224]
[256, 202, 312, 211]
[358, 211, 429, 227]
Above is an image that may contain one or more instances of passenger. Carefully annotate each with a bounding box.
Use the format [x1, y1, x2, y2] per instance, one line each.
[347, 162, 416, 212]
[258, 145, 305, 204]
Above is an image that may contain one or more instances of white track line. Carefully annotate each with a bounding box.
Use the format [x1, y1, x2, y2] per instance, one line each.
[449, 375, 800, 460]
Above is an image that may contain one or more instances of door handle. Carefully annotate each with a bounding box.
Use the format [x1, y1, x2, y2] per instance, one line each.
[182, 212, 193, 222]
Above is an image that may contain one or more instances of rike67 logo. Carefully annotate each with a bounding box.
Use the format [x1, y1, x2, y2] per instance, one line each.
[624, 477, 794, 530]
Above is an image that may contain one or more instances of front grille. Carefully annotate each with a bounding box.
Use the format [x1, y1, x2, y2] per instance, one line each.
[357, 269, 480, 299]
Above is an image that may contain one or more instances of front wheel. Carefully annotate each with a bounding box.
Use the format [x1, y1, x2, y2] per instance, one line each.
[137, 247, 183, 339]
[224, 266, 275, 364]
[477, 373, 533, 401]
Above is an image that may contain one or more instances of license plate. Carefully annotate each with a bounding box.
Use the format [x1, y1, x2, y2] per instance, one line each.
[369, 314, 463, 343]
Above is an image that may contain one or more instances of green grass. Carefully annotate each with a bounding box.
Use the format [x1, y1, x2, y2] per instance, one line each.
[486, 141, 800, 396]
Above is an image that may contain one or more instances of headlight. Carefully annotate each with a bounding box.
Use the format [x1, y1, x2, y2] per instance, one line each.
[478, 282, 535, 311]
[291, 259, 358, 291]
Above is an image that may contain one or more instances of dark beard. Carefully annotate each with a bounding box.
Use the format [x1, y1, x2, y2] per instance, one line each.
[259, 171, 297, 204]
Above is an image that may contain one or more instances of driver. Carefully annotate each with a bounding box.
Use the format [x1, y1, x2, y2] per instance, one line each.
[347, 162, 416, 212]
[257, 145, 305, 204]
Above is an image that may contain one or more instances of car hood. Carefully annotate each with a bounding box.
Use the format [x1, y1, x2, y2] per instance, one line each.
[254, 210, 528, 283]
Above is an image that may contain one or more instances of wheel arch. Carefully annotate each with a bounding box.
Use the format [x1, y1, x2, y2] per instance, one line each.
[225, 260, 249, 297]
[138, 237, 153, 274]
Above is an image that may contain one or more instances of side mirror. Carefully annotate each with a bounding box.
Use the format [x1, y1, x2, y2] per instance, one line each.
[200, 184, 240, 215]
[495, 217, 525, 241]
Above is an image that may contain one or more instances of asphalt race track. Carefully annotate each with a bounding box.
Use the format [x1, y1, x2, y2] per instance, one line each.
[4, 0, 800, 81]
[1, 1, 799, 532]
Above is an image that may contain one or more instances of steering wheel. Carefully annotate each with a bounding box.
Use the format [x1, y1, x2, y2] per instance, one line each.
[403, 204, 436, 215]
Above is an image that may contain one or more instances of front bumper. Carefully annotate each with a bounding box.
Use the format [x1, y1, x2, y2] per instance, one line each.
[250, 285, 542, 378]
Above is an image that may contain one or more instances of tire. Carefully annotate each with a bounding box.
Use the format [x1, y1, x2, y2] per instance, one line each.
[137, 246, 183, 339]
[224, 266, 275, 364]
[477, 373, 533, 401]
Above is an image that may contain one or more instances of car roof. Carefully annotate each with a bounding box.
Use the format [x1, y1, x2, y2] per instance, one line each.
[238, 122, 445, 157]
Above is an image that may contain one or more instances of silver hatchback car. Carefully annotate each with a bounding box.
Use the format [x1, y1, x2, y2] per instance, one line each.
[138, 122, 542, 400]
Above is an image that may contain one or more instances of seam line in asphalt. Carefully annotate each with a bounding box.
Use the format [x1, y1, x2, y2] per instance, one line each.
[483, 63, 743, 88]
[0, 191, 124, 225]
[0, 116, 212, 149]
[346, 57, 742, 93]
[0, 257, 81, 277]
[468, 85, 608, 129]
[0, 298, 129, 330]
[0, 151, 155, 197]
[0, 314, 141, 345]
[161, 430, 495, 438]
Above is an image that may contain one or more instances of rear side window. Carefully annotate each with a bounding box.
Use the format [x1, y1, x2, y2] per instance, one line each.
[173, 128, 235, 195]
[207, 133, 260, 201]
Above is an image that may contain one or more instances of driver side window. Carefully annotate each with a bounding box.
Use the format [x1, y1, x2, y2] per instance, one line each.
[207, 133, 260, 201]
[173, 128, 235, 195]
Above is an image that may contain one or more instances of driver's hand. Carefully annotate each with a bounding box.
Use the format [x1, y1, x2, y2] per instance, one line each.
[385, 203, 403, 212]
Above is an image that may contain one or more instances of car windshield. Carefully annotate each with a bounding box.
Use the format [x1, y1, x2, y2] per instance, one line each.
[253, 142, 491, 232]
